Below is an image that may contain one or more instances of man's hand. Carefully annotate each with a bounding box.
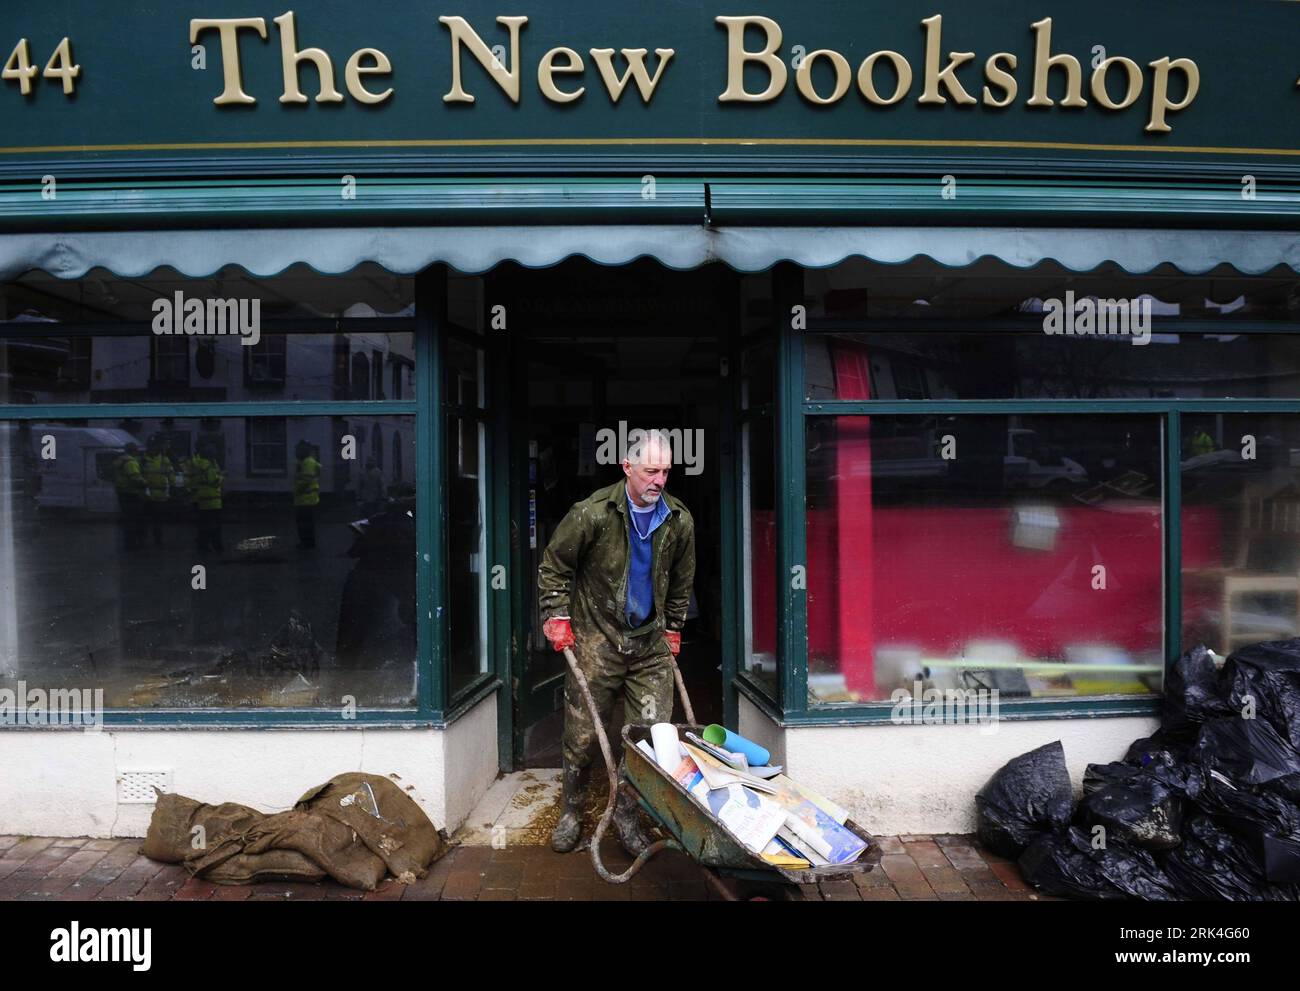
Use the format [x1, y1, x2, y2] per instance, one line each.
[542, 616, 575, 652]
[664, 630, 681, 655]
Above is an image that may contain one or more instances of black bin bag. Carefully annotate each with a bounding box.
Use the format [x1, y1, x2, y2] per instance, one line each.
[975, 741, 1073, 859]
[1077, 762, 1183, 851]
[1193, 717, 1300, 804]
[1019, 826, 1176, 901]
[1225, 639, 1300, 753]
[1161, 814, 1288, 901]
[1124, 730, 1192, 769]
[1162, 643, 1231, 738]
[1184, 764, 1300, 884]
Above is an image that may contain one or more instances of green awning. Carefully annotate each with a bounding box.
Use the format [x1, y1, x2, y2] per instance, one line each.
[2, 224, 1298, 280]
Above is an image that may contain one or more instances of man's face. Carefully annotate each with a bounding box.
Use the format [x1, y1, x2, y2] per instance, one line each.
[623, 442, 672, 507]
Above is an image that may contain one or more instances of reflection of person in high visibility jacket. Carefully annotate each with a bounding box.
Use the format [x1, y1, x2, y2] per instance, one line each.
[1190, 428, 1216, 457]
[185, 440, 224, 554]
[293, 440, 321, 549]
[112, 442, 147, 549]
[141, 435, 174, 547]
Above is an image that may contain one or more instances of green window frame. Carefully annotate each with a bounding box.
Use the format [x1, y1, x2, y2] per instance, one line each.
[740, 265, 1300, 727]
[0, 266, 494, 728]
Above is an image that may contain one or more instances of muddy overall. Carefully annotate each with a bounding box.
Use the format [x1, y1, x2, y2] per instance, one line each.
[537, 478, 696, 855]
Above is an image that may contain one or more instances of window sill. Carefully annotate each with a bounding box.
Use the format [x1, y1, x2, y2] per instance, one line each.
[735, 677, 1161, 727]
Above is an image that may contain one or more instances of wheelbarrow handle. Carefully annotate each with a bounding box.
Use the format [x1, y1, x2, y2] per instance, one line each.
[562, 643, 693, 884]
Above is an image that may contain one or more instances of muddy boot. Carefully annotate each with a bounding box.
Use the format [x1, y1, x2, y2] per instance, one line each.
[550, 759, 588, 853]
[612, 783, 655, 858]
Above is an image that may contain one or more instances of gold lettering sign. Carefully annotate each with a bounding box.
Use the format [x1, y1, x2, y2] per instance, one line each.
[181, 10, 1209, 134]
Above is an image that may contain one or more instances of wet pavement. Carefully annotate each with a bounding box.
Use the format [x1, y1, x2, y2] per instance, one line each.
[0, 769, 1051, 901]
[0, 832, 1046, 902]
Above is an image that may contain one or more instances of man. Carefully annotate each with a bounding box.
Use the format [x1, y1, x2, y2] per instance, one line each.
[140, 434, 174, 547]
[293, 440, 321, 549]
[359, 457, 386, 519]
[185, 439, 224, 554]
[112, 442, 147, 550]
[538, 429, 696, 855]
[1190, 427, 1216, 457]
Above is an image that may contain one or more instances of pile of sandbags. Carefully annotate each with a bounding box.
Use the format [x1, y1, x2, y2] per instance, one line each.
[975, 640, 1300, 900]
[141, 772, 445, 890]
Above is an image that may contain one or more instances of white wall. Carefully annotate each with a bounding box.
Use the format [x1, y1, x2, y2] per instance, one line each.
[0, 693, 499, 838]
[739, 694, 1157, 835]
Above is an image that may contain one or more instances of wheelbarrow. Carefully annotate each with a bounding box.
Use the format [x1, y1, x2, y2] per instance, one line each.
[562, 645, 881, 900]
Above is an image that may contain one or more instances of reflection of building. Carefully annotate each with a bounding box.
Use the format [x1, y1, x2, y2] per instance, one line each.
[2, 270, 417, 502]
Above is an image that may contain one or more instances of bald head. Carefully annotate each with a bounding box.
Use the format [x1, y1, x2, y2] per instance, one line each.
[623, 429, 673, 507]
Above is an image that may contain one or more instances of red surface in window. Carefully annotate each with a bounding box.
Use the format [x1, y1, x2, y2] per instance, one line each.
[753, 504, 1219, 698]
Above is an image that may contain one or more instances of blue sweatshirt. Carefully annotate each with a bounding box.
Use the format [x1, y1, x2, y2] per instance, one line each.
[626, 489, 668, 628]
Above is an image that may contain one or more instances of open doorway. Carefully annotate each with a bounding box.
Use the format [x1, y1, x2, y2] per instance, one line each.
[496, 259, 732, 769]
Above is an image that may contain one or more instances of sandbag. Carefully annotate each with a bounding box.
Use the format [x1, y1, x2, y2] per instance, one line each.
[975, 741, 1074, 859]
[209, 810, 387, 890]
[141, 772, 443, 890]
[294, 772, 443, 882]
[1077, 762, 1183, 851]
[140, 794, 263, 864]
[200, 850, 328, 885]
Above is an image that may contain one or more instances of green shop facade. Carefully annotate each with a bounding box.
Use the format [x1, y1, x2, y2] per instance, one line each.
[2, 0, 1299, 838]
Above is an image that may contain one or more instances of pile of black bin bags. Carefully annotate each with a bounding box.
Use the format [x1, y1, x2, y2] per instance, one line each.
[975, 639, 1300, 900]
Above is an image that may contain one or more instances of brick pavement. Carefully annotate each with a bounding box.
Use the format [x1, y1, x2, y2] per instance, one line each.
[0, 833, 1053, 901]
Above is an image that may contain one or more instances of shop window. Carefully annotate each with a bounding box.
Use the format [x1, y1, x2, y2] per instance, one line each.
[0, 414, 417, 709]
[1182, 415, 1300, 656]
[447, 416, 488, 697]
[742, 416, 777, 697]
[804, 413, 1165, 705]
[0, 329, 412, 405]
[808, 331, 1300, 401]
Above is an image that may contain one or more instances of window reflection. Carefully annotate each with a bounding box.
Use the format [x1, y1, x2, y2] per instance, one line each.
[805, 414, 1164, 705]
[1, 264, 415, 405]
[0, 415, 416, 708]
[1182, 415, 1300, 656]
[742, 416, 777, 696]
[807, 332, 1300, 401]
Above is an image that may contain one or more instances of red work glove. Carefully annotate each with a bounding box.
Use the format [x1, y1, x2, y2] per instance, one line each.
[543, 617, 575, 652]
[665, 630, 681, 655]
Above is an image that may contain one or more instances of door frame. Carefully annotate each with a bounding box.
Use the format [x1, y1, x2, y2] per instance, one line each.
[497, 264, 743, 771]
